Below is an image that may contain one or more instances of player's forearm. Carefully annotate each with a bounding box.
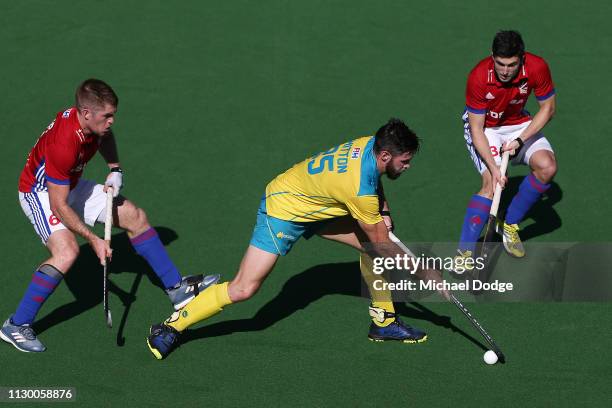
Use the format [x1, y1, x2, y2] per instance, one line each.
[468, 113, 497, 171]
[363, 237, 428, 280]
[360, 222, 402, 257]
[98, 130, 120, 166]
[52, 203, 97, 242]
[471, 129, 497, 171]
[363, 237, 406, 263]
[519, 104, 555, 142]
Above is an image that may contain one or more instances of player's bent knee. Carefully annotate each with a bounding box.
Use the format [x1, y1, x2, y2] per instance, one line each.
[118, 200, 150, 231]
[228, 281, 260, 302]
[54, 244, 79, 271]
[541, 163, 557, 182]
[533, 155, 557, 183]
[46, 231, 80, 270]
[134, 207, 149, 228]
[64, 240, 80, 261]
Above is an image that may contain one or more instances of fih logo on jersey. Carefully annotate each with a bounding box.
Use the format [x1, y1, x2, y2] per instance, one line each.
[350, 147, 361, 159]
[519, 81, 528, 95]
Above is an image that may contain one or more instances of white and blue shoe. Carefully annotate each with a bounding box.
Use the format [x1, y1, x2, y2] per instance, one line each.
[167, 274, 221, 310]
[0, 318, 46, 353]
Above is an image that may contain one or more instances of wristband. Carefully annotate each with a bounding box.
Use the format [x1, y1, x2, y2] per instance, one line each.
[515, 137, 524, 150]
[110, 167, 123, 173]
[508, 138, 524, 159]
[380, 210, 391, 216]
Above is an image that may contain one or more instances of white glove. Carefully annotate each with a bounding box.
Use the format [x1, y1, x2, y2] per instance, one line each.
[105, 168, 123, 197]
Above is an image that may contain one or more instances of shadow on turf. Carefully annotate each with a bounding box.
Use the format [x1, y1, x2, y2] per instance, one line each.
[33, 226, 177, 346]
[468, 178, 563, 287]
[182, 261, 488, 352]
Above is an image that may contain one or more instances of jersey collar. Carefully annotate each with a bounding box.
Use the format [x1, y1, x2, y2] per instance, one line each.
[488, 56, 528, 86]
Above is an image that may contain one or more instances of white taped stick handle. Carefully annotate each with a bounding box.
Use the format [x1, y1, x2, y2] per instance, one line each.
[105, 187, 113, 242]
[388, 231, 416, 258]
[490, 151, 510, 217]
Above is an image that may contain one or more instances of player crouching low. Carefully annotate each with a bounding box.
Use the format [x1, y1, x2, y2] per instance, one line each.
[147, 119, 449, 359]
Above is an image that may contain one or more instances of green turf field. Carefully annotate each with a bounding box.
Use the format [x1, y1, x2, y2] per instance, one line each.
[1, 1, 611, 406]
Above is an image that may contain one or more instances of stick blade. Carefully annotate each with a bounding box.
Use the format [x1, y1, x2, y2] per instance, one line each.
[480, 215, 497, 258]
[495, 351, 506, 364]
[103, 258, 112, 329]
[477, 216, 498, 274]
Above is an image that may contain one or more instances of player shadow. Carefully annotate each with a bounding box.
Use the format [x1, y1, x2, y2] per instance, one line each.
[33, 226, 176, 343]
[182, 261, 488, 351]
[499, 176, 563, 241]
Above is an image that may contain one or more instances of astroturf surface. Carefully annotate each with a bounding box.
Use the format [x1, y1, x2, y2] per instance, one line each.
[1, 1, 611, 406]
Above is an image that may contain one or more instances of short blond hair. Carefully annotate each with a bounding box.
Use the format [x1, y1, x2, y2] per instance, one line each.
[75, 78, 118, 110]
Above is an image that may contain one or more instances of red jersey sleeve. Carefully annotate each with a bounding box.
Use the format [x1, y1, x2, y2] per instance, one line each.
[531, 57, 555, 101]
[465, 68, 488, 114]
[45, 138, 78, 185]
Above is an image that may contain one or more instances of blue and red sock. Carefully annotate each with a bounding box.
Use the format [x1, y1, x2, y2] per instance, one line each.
[130, 228, 181, 289]
[12, 264, 63, 326]
[506, 173, 550, 225]
[458, 195, 492, 253]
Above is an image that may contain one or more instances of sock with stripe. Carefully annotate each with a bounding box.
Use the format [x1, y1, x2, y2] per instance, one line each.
[130, 228, 182, 289]
[506, 173, 551, 225]
[12, 264, 63, 326]
[458, 194, 492, 253]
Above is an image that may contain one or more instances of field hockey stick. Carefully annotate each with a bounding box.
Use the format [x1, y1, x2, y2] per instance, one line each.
[449, 293, 505, 361]
[104, 187, 113, 328]
[480, 150, 510, 261]
[389, 231, 505, 362]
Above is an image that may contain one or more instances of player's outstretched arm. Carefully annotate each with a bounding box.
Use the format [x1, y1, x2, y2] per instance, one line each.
[48, 182, 111, 264]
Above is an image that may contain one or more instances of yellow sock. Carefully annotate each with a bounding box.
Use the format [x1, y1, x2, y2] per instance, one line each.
[166, 282, 232, 332]
[360, 253, 396, 327]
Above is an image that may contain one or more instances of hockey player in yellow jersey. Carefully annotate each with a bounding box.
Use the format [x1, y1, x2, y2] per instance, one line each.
[265, 135, 383, 225]
[147, 118, 449, 359]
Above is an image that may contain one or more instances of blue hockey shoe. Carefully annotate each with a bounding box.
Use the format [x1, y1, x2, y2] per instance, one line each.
[368, 318, 427, 344]
[147, 323, 181, 360]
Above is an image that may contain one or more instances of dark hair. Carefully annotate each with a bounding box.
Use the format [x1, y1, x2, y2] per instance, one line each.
[373, 118, 420, 155]
[492, 30, 525, 58]
[75, 79, 118, 110]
